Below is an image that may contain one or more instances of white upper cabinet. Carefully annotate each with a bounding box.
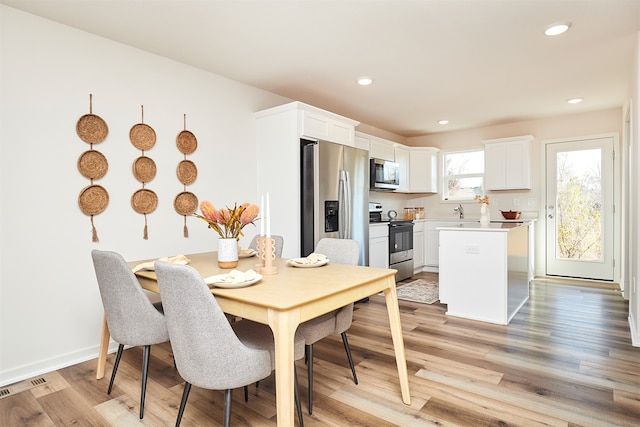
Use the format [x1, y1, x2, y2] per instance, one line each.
[394, 144, 410, 192]
[256, 101, 359, 147]
[300, 109, 358, 146]
[354, 133, 370, 152]
[357, 131, 438, 194]
[409, 147, 439, 193]
[483, 135, 534, 190]
[369, 137, 396, 161]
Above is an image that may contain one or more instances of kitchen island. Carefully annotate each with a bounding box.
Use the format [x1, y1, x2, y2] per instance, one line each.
[438, 221, 533, 325]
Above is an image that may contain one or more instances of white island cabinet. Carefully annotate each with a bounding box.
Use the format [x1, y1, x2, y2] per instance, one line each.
[438, 222, 531, 325]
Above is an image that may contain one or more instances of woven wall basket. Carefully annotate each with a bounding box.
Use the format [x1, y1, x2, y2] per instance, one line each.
[131, 188, 158, 214]
[77, 150, 108, 179]
[78, 184, 109, 215]
[77, 94, 108, 144]
[176, 130, 197, 154]
[176, 159, 198, 185]
[129, 123, 156, 151]
[132, 156, 157, 183]
[76, 114, 108, 144]
[174, 191, 198, 216]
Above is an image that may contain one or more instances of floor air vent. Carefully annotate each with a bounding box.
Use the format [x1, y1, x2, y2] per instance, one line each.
[0, 376, 47, 399]
[31, 377, 47, 387]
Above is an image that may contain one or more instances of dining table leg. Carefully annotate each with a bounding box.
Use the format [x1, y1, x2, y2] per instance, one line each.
[383, 278, 412, 405]
[268, 307, 299, 427]
[96, 313, 110, 379]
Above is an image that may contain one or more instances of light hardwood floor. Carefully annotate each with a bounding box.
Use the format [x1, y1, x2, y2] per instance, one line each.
[2, 273, 640, 426]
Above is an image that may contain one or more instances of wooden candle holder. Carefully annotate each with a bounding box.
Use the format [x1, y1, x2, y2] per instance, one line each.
[255, 236, 278, 274]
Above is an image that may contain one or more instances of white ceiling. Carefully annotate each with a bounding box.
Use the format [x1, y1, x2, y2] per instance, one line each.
[3, 0, 639, 137]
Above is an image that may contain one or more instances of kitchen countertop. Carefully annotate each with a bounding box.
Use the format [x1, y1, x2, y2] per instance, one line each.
[437, 221, 531, 231]
[426, 217, 537, 222]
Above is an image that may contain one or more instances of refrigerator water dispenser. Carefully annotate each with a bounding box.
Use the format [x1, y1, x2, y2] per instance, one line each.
[325, 200, 339, 232]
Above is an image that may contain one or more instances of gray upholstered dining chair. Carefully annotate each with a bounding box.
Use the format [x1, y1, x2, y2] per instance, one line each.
[296, 238, 359, 414]
[248, 234, 284, 257]
[91, 249, 170, 419]
[154, 261, 304, 427]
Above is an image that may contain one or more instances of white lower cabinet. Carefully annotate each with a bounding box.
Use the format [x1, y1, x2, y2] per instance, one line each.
[413, 221, 425, 272]
[369, 224, 389, 269]
[425, 220, 458, 271]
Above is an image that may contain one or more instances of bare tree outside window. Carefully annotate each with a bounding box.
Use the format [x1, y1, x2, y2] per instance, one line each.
[555, 149, 602, 260]
[442, 149, 484, 201]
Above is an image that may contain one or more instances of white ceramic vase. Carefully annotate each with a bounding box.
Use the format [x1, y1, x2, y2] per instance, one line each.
[217, 238, 239, 268]
[480, 203, 490, 226]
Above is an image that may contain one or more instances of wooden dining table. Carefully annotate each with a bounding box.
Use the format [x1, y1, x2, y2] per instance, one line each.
[95, 251, 411, 426]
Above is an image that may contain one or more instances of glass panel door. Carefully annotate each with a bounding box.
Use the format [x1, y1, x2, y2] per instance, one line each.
[545, 137, 614, 280]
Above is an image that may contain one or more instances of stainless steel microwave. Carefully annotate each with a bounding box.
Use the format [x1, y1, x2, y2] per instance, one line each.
[370, 158, 400, 190]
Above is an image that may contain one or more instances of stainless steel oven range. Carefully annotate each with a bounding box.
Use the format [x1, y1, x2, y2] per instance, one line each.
[388, 220, 414, 282]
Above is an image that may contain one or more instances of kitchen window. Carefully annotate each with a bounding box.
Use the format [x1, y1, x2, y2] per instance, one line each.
[441, 148, 484, 201]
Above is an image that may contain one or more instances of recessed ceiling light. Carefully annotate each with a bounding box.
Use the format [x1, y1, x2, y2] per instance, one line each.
[545, 22, 571, 36]
[438, 120, 449, 125]
[567, 98, 583, 104]
[357, 77, 373, 86]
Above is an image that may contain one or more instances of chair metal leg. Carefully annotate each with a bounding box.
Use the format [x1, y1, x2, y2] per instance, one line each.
[294, 363, 304, 426]
[175, 382, 191, 427]
[341, 332, 358, 385]
[244, 385, 249, 402]
[306, 344, 313, 414]
[140, 345, 151, 419]
[223, 389, 232, 427]
[107, 344, 124, 394]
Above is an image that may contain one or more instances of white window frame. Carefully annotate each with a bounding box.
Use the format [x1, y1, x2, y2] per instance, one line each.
[441, 148, 485, 202]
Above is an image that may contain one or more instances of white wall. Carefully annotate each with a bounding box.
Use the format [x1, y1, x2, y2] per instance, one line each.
[0, 6, 290, 386]
[629, 31, 640, 345]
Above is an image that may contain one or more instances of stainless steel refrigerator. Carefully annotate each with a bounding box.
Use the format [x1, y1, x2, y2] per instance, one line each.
[301, 139, 369, 266]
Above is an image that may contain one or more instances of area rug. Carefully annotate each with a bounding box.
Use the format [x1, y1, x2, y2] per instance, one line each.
[394, 279, 439, 304]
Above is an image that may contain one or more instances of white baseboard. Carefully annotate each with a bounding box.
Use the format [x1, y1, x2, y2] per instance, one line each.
[629, 313, 639, 347]
[0, 341, 120, 388]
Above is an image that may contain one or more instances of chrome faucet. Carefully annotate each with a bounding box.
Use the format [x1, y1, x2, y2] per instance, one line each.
[454, 204, 464, 219]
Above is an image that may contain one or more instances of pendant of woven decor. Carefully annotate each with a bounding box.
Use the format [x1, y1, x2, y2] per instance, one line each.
[76, 94, 108, 144]
[78, 184, 109, 242]
[131, 188, 158, 240]
[76, 94, 109, 242]
[130, 105, 157, 239]
[175, 114, 199, 237]
[129, 105, 156, 151]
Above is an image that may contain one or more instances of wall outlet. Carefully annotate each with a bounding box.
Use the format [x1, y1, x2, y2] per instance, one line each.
[465, 245, 480, 254]
[513, 198, 520, 207]
[528, 198, 536, 207]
